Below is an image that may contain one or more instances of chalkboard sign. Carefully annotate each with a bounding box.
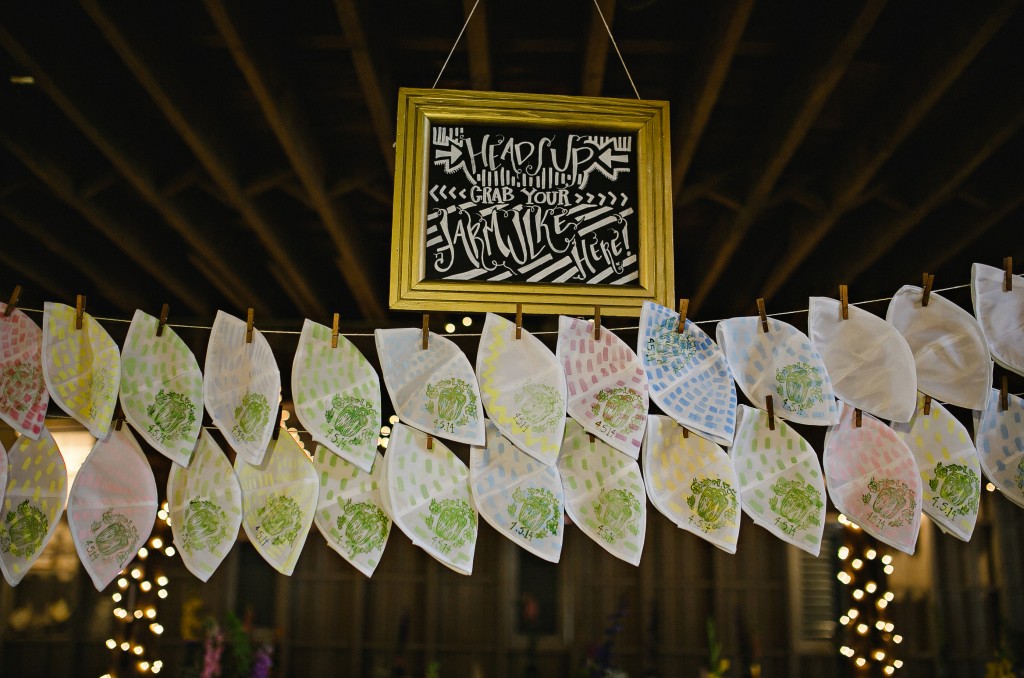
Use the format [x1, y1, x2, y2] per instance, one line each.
[391, 88, 674, 317]
[425, 124, 640, 286]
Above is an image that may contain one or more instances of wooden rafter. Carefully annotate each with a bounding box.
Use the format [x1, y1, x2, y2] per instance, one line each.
[756, 0, 1019, 303]
[689, 0, 888, 312]
[0, 200, 147, 312]
[333, 0, 397, 175]
[0, 22, 265, 316]
[925, 195, 1024, 276]
[205, 0, 385, 319]
[0, 221, 78, 306]
[841, 109, 1024, 284]
[0, 123, 209, 315]
[81, 0, 328, 320]
[460, 0, 492, 91]
[670, 0, 755, 199]
[581, 0, 615, 96]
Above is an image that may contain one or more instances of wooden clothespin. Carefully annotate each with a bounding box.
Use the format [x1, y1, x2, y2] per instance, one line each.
[331, 313, 340, 348]
[682, 426, 689, 439]
[593, 306, 601, 341]
[921, 273, 935, 307]
[245, 307, 254, 343]
[677, 298, 689, 333]
[426, 434, 433, 450]
[113, 403, 125, 431]
[923, 394, 932, 416]
[1005, 256, 1014, 292]
[1001, 376, 1009, 412]
[766, 395, 775, 431]
[4, 284, 21, 318]
[757, 298, 769, 333]
[839, 284, 849, 320]
[156, 303, 169, 337]
[588, 432, 596, 443]
[421, 314, 430, 350]
[515, 303, 523, 340]
[272, 405, 283, 440]
[75, 294, 86, 330]
[854, 408, 862, 428]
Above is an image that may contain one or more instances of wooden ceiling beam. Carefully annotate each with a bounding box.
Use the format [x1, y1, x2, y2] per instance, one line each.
[0, 200, 147, 312]
[0, 21, 265, 316]
[459, 0, 492, 91]
[670, 0, 755, 199]
[333, 0, 397, 175]
[81, 0, 328, 320]
[924, 194, 1024, 275]
[0, 123, 209, 315]
[581, 0, 615, 96]
[689, 0, 886, 312]
[841, 109, 1024, 284]
[205, 0, 385, 319]
[755, 1, 1018, 303]
[0, 222, 78, 306]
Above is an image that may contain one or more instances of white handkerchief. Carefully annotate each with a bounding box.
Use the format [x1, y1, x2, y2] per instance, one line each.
[471, 420, 564, 563]
[383, 423, 478, 575]
[235, 429, 318, 576]
[973, 388, 1024, 509]
[69, 427, 157, 590]
[558, 420, 646, 565]
[824, 402, 922, 555]
[808, 297, 917, 423]
[886, 285, 992, 410]
[0, 303, 48, 439]
[477, 313, 567, 466]
[717, 315, 838, 425]
[972, 262, 1024, 376]
[312, 446, 391, 578]
[121, 310, 203, 466]
[293, 319, 381, 473]
[642, 415, 740, 553]
[557, 316, 649, 459]
[375, 329, 484, 446]
[205, 311, 281, 465]
[732, 405, 826, 555]
[42, 302, 121, 439]
[891, 395, 980, 541]
[0, 430, 67, 586]
[638, 302, 736, 446]
[167, 430, 243, 582]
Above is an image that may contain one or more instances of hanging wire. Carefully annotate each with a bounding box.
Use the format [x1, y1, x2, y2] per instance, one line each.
[432, 0, 482, 89]
[13, 283, 975, 338]
[591, 0, 642, 99]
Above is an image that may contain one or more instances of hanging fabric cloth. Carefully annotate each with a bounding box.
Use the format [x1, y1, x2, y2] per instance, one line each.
[0, 301, 48, 439]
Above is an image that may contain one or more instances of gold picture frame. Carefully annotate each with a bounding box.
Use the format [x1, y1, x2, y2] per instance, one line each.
[390, 88, 674, 317]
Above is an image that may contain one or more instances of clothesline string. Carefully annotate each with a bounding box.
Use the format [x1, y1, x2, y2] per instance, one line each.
[11, 283, 974, 338]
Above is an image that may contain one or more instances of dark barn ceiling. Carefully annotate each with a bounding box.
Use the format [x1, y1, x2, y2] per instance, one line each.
[0, 0, 1022, 328]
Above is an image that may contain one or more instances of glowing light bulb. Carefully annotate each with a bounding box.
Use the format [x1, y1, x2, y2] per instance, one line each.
[838, 546, 850, 560]
[151, 538, 163, 549]
[884, 565, 895, 575]
[884, 591, 895, 602]
[894, 659, 903, 668]
[157, 509, 168, 521]
[839, 615, 850, 625]
[851, 558, 864, 570]
[121, 642, 130, 651]
[885, 623, 895, 632]
[838, 514, 848, 525]
[866, 549, 877, 560]
[444, 323, 455, 333]
[881, 555, 893, 565]
[875, 621, 886, 630]
[139, 661, 150, 671]
[158, 589, 168, 599]
[138, 547, 148, 559]
[133, 645, 144, 655]
[118, 578, 129, 589]
[380, 426, 391, 435]
[131, 568, 142, 579]
[165, 546, 175, 557]
[874, 650, 886, 661]
[986, 482, 995, 492]
[112, 593, 122, 603]
[150, 623, 163, 635]
[145, 607, 157, 619]
[462, 316, 472, 327]
[106, 639, 117, 649]
[893, 635, 903, 644]
[857, 623, 869, 635]
[884, 666, 895, 675]
[839, 646, 852, 656]
[866, 582, 877, 593]
[877, 598, 889, 609]
[855, 657, 867, 667]
[140, 581, 152, 592]
[134, 610, 144, 619]
[389, 415, 399, 424]
[156, 576, 168, 586]
[837, 572, 852, 585]
[853, 589, 864, 600]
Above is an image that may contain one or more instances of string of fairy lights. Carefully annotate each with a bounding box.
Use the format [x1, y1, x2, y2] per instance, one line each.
[99, 502, 174, 677]
[835, 513, 904, 675]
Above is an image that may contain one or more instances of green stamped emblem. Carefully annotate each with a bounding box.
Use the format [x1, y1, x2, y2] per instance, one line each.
[593, 488, 642, 543]
[87, 366, 116, 418]
[590, 386, 644, 435]
[775, 362, 824, 415]
[507, 487, 560, 540]
[324, 394, 376, 449]
[768, 478, 823, 536]
[686, 477, 738, 533]
[644, 317, 699, 366]
[928, 462, 980, 518]
[424, 498, 475, 554]
[861, 477, 917, 529]
[85, 509, 139, 564]
[0, 500, 48, 558]
[181, 499, 229, 554]
[255, 494, 302, 546]
[512, 383, 562, 433]
[425, 378, 478, 432]
[0, 362, 43, 413]
[146, 389, 196, 443]
[1016, 458, 1024, 492]
[232, 391, 270, 443]
[336, 500, 389, 557]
